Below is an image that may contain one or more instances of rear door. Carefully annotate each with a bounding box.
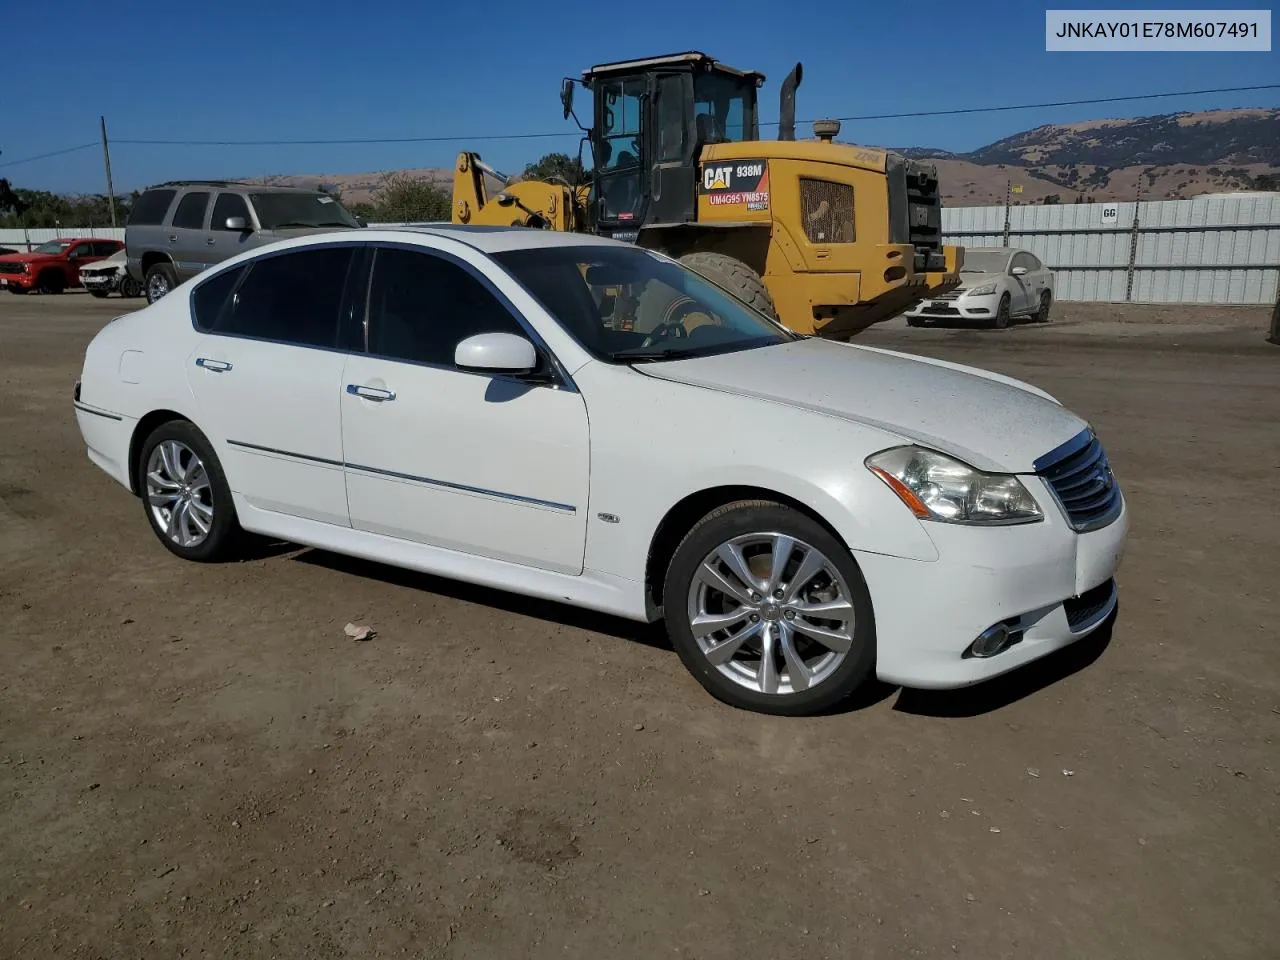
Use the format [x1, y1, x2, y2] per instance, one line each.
[169, 190, 212, 282]
[184, 242, 365, 527]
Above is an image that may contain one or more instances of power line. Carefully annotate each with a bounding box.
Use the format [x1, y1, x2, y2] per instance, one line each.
[2, 82, 1277, 162]
[0, 142, 98, 168]
[109, 82, 1280, 147]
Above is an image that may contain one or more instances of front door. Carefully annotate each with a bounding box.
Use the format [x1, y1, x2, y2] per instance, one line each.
[340, 244, 590, 575]
[184, 243, 364, 527]
[207, 191, 256, 266]
[169, 190, 212, 282]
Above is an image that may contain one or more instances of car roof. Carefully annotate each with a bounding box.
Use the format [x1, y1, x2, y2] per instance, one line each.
[966, 246, 1020, 255]
[358, 224, 626, 254]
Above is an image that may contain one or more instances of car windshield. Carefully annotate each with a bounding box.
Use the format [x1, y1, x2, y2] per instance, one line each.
[960, 251, 1011, 274]
[249, 192, 361, 230]
[492, 244, 797, 363]
[33, 240, 73, 254]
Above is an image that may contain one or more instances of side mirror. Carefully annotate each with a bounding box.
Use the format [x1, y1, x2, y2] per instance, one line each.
[355, 216, 367, 228]
[224, 216, 249, 232]
[1011, 265, 1028, 276]
[454, 332, 538, 374]
[560, 78, 575, 121]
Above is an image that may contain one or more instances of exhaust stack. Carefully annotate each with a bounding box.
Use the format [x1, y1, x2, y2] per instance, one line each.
[778, 63, 803, 141]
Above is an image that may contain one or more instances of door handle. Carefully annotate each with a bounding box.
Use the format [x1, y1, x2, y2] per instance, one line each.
[347, 384, 396, 402]
[195, 357, 233, 372]
[206, 238, 216, 246]
[168, 235, 178, 243]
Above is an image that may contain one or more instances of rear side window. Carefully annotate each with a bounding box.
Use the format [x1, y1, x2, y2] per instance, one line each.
[129, 189, 177, 226]
[210, 193, 251, 231]
[195, 246, 356, 349]
[93, 241, 120, 256]
[172, 192, 211, 230]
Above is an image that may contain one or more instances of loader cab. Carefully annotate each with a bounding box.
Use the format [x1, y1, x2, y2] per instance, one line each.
[578, 51, 763, 239]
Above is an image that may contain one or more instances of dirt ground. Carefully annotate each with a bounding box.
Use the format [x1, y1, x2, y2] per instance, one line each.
[2, 292, 1277, 959]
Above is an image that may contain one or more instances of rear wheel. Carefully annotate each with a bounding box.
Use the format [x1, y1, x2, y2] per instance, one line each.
[138, 420, 243, 562]
[663, 500, 876, 716]
[636, 251, 778, 335]
[145, 262, 177, 304]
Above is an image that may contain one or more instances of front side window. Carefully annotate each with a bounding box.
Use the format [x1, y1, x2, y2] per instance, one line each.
[365, 247, 525, 367]
[68, 243, 95, 259]
[172, 192, 211, 230]
[211, 193, 251, 231]
[249, 192, 361, 230]
[493, 244, 796, 363]
[193, 246, 355, 349]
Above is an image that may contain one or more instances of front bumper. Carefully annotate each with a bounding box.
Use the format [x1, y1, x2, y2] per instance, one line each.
[0, 273, 33, 290]
[861, 480, 1129, 690]
[904, 293, 998, 321]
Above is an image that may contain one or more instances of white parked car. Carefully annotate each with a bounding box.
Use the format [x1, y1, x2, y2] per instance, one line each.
[73, 227, 1126, 715]
[905, 246, 1054, 329]
[79, 248, 143, 299]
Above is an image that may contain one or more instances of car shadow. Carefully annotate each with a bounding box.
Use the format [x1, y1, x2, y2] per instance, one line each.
[292, 548, 673, 651]
[890, 606, 1118, 718]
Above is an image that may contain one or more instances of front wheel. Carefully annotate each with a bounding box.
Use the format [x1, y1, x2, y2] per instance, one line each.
[1034, 290, 1052, 323]
[120, 276, 143, 299]
[992, 293, 1011, 329]
[663, 500, 876, 716]
[138, 420, 243, 562]
[37, 272, 65, 295]
[89, 289, 109, 299]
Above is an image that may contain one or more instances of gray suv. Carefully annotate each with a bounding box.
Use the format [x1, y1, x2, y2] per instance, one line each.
[125, 181, 364, 303]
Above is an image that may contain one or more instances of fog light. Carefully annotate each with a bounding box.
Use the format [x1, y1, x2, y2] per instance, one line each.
[964, 623, 1014, 659]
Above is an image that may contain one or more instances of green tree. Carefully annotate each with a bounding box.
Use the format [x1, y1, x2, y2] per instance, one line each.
[521, 152, 586, 185]
[370, 172, 451, 223]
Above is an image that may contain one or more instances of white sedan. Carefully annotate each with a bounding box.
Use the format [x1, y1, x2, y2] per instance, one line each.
[73, 227, 1127, 715]
[906, 246, 1054, 329]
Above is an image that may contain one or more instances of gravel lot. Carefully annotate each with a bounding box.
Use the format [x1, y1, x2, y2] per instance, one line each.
[2, 292, 1277, 959]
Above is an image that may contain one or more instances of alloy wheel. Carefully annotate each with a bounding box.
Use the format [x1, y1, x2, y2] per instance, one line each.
[146, 440, 214, 547]
[686, 532, 856, 696]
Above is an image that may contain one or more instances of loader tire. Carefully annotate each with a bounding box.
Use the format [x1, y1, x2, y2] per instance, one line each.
[635, 251, 778, 335]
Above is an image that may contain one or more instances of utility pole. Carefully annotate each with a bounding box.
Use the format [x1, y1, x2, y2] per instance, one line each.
[1002, 179, 1012, 247]
[1124, 175, 1144, 303]
[99, 115, 118, 228]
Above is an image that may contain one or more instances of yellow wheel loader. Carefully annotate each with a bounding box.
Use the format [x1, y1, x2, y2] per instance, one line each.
[452, 51, 962, 339]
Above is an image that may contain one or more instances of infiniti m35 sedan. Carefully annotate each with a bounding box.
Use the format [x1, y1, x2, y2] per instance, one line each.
[73, 226, 1127, 715]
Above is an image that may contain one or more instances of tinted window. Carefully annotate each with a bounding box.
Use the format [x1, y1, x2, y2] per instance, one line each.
[68, 243, 94, 259]
[129, 189, 177, 226]
[172, 192, 210, 230]
[93, 241, 120, 256]
[367, 248, 524, 367]
[192, 264, 247, 331]
[249, 192, 360, 230]
[198, 247, 355, 348]
[210, 192, 251, 231]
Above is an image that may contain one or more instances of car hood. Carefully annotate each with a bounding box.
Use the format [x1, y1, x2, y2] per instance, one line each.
[636, 338, 1087, 473]
[0, 252, 48, 265]
[956, 271, 1002, 290]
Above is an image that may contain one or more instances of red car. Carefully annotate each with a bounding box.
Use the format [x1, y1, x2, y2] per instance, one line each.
[0, 237, 124, 294]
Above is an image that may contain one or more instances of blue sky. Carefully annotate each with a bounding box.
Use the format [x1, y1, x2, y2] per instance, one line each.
[3, 0, 1276, 194]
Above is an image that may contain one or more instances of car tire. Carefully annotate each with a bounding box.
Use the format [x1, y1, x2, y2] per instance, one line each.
[7, 286, 27, 295]
[992, 293, 1011, 329]
[144, 262, 178, 304]
[120, 276, 143, 299]
[37, 271, 65, 295]
[662, 500, 876, 716]
[906, 317, 925, 327]
[137, 420, 243, 563]
[89, 289, 109, 299]
[1034, 291, 1052, 323]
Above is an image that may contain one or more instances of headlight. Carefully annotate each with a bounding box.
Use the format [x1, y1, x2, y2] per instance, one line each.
[866, 446, 1043, 525]
[966, 281, 997, 297]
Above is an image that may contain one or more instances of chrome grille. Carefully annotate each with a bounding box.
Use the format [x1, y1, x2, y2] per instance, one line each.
[1034, 429, 1122, 532]
[0, 262, 25, 275]
[800, 178, 855, 244]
